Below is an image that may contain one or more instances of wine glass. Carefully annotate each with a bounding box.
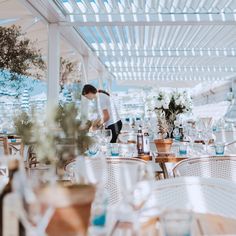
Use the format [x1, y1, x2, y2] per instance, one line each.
[13, 167, 55, 236]
[201, 131, 214, 155]
[102, 129, 112, 143]
[172, 127, 180, 141]
[88, 143, 99, 156]
[111, 163, 154, 234]
[87, 132, 100, 156]
[97, 129, 112, 156]
[200, 117, 213, 131]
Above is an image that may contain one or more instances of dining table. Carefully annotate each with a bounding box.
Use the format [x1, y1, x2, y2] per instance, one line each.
[155, 153, 188, 179]
[91, 212, 236, 235]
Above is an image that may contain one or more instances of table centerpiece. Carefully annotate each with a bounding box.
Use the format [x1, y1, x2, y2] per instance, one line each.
[154, 91, 192, 153]
[13, 104, 96, 236]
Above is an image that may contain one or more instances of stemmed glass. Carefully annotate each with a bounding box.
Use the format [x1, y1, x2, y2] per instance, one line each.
[110, 163, 154, 235]
[200, 117, 213, 131]
[102, 129, 112, 143]
[72, 157, 108, 230]
[202, 130, 214, 155]
[87, 131, 100, 156]
[99, 129, 112, 156]
[172, 127, 180, 141]
[13, 167, 55, 236]
[89, 129, 112, 156]
[88, 143, 99, 156]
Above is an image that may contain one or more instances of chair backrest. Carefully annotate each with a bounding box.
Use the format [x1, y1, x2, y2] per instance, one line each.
[118, 132, 137, 144]
[105, 158, 147, 205]
[65, 157, 147, 206]
[173, 156, 236, 181]
[148, 177, 236, 219]
[65, 157, 106, 184]
[1, 137, 24, 158]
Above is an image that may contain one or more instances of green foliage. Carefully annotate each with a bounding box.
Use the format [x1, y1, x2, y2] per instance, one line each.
[0, 25, 46, 90]
[60, 57, 81, 90]
[13, 111, 33, 144]
[14, 104, 92, 169]
[55, 103, 93, 155]
[55, 103, 79, 138]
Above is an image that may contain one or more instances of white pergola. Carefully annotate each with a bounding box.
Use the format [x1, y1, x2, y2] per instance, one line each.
[0, 0, 112, 107]
[53, 0, 236, 86]
[1, 0, 236, 104]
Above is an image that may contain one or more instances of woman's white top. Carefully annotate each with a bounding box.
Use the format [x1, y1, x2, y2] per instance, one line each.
[97, 92, 120, 127]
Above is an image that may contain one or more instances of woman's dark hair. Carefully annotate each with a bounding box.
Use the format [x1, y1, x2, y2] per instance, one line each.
[82, 84, 97, 95]
[98, 89, 110, 96]
[82, 84, 110, 96]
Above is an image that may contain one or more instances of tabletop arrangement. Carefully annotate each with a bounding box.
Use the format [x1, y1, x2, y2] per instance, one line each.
[0, 104, 236, 236]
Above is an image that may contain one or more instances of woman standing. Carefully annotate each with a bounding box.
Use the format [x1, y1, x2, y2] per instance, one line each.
[82, 84, 122, 143]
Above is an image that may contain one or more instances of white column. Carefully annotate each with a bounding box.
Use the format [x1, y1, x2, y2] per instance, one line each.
[82, 56, 89, 84]
[80, 56, 89, 119]
[98, 71, 103, 89]
[107, 78, 112, 93]
[47, 23, 60, 109]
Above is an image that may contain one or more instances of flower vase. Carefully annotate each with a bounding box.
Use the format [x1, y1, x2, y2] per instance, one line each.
[44, 183, 96, 236]
[154, 139, 173, 153]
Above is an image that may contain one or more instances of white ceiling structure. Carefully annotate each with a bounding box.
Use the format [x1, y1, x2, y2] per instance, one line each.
[52, 0, 236, 87]
[1, 0, 236, 89]
[0, 0, 110, 83]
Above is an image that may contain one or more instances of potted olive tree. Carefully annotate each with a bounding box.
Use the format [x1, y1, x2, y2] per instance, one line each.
[0, 25, 45, 92]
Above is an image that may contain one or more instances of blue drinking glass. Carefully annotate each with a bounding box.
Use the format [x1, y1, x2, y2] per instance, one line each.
[215, 143, 225, 155]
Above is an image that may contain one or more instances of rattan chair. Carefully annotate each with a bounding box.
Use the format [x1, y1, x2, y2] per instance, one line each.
[105, 158, 147, 205]
[65, 157, 147, 206]
[118, 133, 137, 144]
[146, 177, 236, 219]
[173, 156, 236, 181]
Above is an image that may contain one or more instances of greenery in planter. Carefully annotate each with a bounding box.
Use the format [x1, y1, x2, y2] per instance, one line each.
[0, 25, 45, 91]
[13, 111, 33, 144]
[13, 103, 93, 169]
[54, 103, 93, 163]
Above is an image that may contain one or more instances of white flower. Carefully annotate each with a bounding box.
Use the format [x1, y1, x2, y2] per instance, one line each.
[156, 92, 170, 110]
[156, 100, 163, 109]
[163, 101, 169, 109]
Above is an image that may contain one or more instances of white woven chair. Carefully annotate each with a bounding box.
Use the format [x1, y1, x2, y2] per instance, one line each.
[65, 157, 147, 205]
[146, 177, 236, 219]
[105, 158, 147, 205]
[173, 156, 236, 181]
[65, 157, 106, 184]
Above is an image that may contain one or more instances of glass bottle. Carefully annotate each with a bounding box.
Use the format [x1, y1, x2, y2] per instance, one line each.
[137, 126, 143, 155]
[143, 130, 150, 155]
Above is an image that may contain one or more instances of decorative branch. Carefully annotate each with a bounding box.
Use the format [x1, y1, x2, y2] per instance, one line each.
[60, 57, 82, 90]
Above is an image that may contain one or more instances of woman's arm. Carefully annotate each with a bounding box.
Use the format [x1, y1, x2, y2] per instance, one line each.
[102, 109, 110, 123]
